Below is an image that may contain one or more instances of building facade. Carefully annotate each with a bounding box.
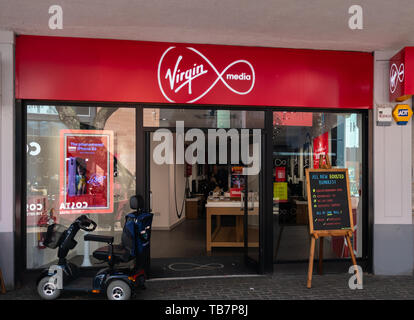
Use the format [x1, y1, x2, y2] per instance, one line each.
[0, 30, 412, 289]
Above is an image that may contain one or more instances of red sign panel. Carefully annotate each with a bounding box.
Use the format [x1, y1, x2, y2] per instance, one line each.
[16, 35, 373, 109]
[313, 132, 329, 169]
[275, 167, 286, 182]
[273, 112, 313, 126]
[389, 47, 414, 102]
[59, 130, 114, 214]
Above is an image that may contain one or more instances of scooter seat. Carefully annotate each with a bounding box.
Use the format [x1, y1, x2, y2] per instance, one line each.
[92, 245, 133, 263]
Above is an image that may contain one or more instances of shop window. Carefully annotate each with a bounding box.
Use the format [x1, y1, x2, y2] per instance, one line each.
[26, 105, 136, 269]
[273, 111, 364, 262]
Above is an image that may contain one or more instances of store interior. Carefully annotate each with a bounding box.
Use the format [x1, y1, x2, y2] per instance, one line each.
[148, 109, 363, 276]
[26, 106, 363, 276]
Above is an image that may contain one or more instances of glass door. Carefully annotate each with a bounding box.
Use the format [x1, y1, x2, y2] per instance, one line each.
[143, 107, 265, 276]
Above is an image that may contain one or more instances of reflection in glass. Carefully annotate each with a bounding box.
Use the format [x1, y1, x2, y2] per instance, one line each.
[26, 105, 136, 269]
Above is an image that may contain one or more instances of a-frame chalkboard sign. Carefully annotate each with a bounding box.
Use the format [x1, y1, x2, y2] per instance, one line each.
[305, 154, 360, 288]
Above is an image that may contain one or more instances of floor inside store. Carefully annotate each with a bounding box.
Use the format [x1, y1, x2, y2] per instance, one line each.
[149, 218, 255, 278]
[151, 219, 208, 258]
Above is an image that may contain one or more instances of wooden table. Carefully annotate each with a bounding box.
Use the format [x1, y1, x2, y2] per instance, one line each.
[206, 200, 259, 252]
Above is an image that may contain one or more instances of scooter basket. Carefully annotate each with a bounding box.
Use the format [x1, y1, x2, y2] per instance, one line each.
[43, 224, 66, 249]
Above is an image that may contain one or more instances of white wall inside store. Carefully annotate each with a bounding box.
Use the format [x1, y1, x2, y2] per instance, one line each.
[150, 133, 187, 230]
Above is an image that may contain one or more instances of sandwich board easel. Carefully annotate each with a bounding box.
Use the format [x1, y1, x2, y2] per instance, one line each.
[306, 154, 360, 288]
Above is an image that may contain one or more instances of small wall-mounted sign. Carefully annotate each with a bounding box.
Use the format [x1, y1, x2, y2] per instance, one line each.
[389, 47, 414, 102]
[377, 107, 392, 126]
[392, 104, 413, 125]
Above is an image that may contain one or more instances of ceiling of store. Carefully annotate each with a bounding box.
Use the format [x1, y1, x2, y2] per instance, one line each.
[0, 0, 413, 52]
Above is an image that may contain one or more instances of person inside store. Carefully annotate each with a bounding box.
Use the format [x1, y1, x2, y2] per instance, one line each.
[210, 165, 229, 191]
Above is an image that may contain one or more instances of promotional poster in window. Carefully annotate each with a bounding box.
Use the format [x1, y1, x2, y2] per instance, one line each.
[59, 130, 114, 214]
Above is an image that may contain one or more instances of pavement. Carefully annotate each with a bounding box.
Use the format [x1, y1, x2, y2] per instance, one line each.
[1, 271, 414, 300]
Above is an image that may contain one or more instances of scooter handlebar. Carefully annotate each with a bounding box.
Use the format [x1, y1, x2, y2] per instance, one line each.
[77, 215, 97, 232]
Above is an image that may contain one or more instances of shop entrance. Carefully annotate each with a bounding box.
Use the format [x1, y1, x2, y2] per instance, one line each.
[143, 108, 264, 278]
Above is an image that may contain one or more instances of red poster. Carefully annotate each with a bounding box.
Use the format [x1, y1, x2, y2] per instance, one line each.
[275, 167, 286, 182]
[59, 130, 114, 214]
[230, 173, 245, 198]
[313, 132, 329, 169]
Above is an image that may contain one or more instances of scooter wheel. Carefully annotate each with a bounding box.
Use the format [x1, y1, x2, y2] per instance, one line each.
[37, 276, 61, 300]
[106, 280, 131, 301]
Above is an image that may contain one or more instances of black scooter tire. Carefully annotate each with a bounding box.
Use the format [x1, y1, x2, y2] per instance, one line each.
[106, 280, 131, 301]
[37, 276, 61, 300]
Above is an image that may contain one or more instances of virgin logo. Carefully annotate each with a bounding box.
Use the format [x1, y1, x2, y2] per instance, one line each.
[87, 174, 107, 187]
[390, 63, 404, 94]
[157, 46, 255, 103]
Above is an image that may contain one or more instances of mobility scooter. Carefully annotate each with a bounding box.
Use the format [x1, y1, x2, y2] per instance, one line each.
[37, 195, 153, 300]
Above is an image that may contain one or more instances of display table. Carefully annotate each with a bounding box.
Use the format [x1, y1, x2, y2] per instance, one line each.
[205, 200, 259, 252]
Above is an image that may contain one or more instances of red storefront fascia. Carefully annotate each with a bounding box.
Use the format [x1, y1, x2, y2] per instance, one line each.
[15, 35, 373, 109]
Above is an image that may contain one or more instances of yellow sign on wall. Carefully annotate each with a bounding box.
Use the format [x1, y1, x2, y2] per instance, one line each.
[273, 182, 288, 201]
[392, 104, 413, 125]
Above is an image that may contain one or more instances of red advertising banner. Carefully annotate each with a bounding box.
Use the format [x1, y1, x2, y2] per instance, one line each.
[16, 35, 373, 109]
[59, 130, 114, 214]
[313, 132, 329, 169]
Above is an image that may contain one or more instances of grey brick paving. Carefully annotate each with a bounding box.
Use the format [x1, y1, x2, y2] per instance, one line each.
[1, 272, 414, 300]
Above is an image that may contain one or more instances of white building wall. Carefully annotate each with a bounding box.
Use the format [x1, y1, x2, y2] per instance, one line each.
[373, 50, 414, 275]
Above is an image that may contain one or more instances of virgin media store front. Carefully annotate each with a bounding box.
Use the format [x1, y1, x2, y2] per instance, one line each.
[16, 35, 373, 277]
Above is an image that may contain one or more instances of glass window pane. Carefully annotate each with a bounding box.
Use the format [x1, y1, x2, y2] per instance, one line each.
[273, 111, 364, 262]
[26, 105, 136, 269]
